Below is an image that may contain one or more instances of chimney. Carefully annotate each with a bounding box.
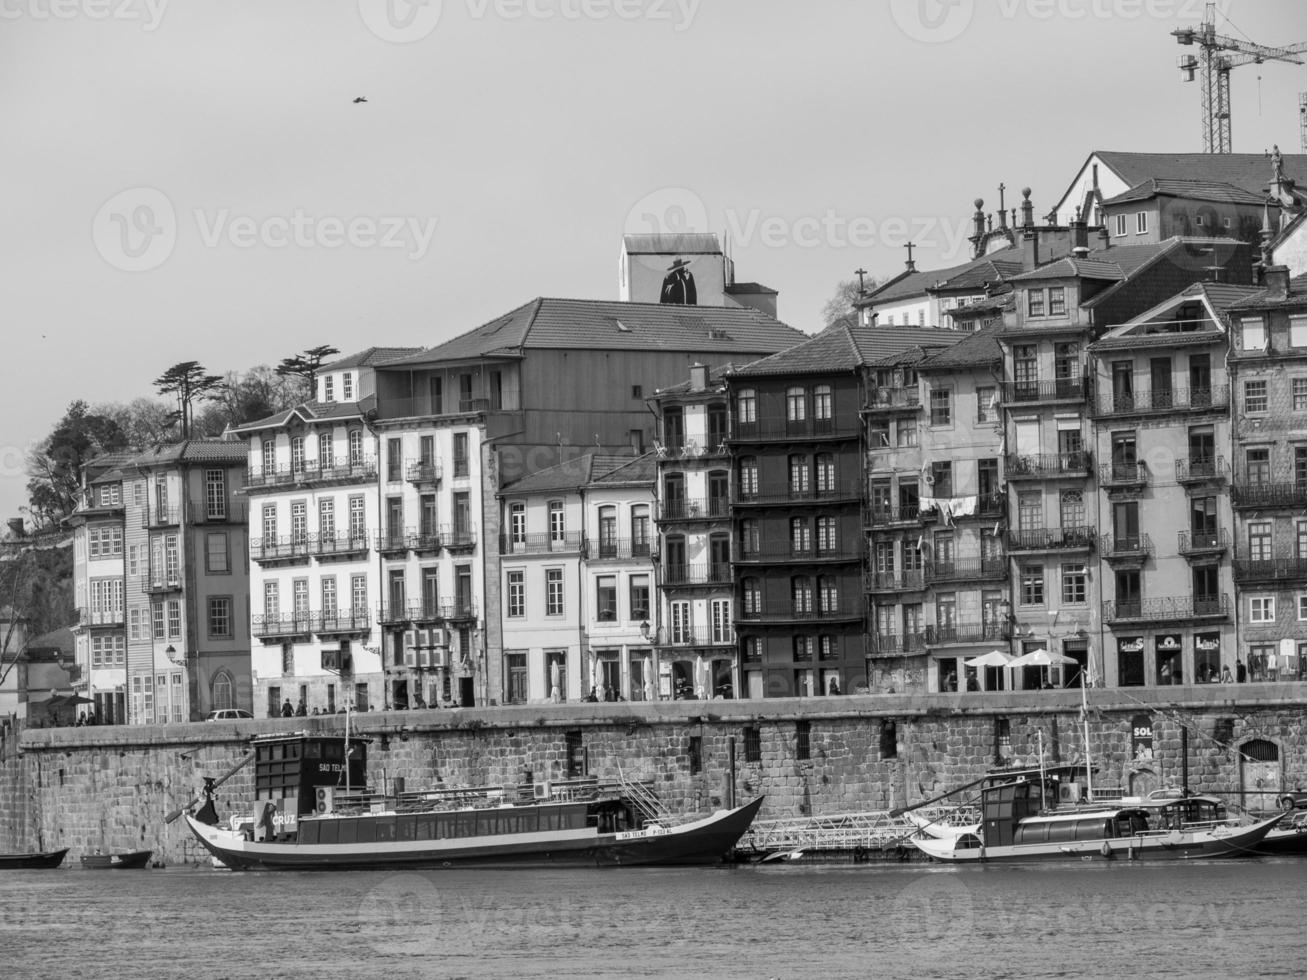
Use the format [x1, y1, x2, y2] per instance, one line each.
[7, 518, 24, 538]
[1070, 206, 1089, 256]
[1260, 201, 1276, 269]
[1265, 265, 1291, 301]
[1020, 187, 1034, 229]
[689, 363, 709, 391]
[1021, 229, 1040, 271]
[1097, 226, 1111, 250]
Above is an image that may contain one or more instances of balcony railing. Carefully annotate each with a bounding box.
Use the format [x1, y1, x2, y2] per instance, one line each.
[657, 439, 731, 459]
[866, 632, 928, 657]
[188, 500, 247, 525]
[924, 621, 1009, 646]
[252, 614, 313, 638]
[250, 536, 313, 563]
[659, 497, 730, 521]
[444, 525, 477, 550]
[142, 505, 181, 528]
[736, 601, 863, 623]
[1104, 594, 1229, 624]
[925, 558, 1007, 584]
[379, 600, 475, 623]
[310, 532, 371, 558]
[738, 541, 863, 563]
[734, 482, 863, 505]
[1093, 385, 1229, 417]
[1232, 558, 1307, 584]
[245, 457, 378, 490]
[661, 626, 736, 647]
[862, 387, 921, 412]
[591, 537, 655, 561]
[865, 570, 926, 592]
[1231, 481, 1307, 510]
[1100, 533, 1152, 560]
[1007, 526, 1095, 551]
[1099, 462, 1148, 489]
[311, 611, 372, 633]
[405, 460, 442, 485]
[377, 528, 419, 554]
[1005, 451, 1092, 479]
[1000, 379, 1086, 404]
[145, 572, 184, 593]
[663, 563, 733, 586]
[500, 532, 585, 555]
[731, 417, 861, 441]
[1178, 529, 1228, 555]
[1175, 456, 1228, 484]
[76, 607, 124, 627]
[865, 506, 928, 528]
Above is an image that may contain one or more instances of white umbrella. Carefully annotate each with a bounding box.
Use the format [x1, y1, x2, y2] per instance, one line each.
[645, 654, 655, 702]
[1009, 648, 1077, 668]
[549, 660, 560, 703]
[695, 654, 706, 699]
[965, 650, 1014, 668]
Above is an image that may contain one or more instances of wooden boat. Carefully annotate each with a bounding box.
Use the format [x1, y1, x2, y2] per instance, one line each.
[181, 731, 763, 871]
[1253, 812, 1307, 855]
[0, 848, 68, 869]
[912, 772, 1283, 864]
[80, 849, 154, 869]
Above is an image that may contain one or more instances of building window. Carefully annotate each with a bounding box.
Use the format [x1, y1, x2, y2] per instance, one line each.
[1241, 317, 1266, 351]
[788, 455, 810, 495]
[869, 418, 890, 448]
[1244, 380, 1268, 414]
[785, 386, 806, 422]
[505, 651, 527, 705]
[166, 598, 181, 639]
[743, 726, 762, 763]
[1048, 286, 1066, 316]
[1062, 565, 1087, 605]
[742, 577, 761, 615]
[546, 568, 564, 616]
[1135, 211, 1148, 234]
[795, 721, 811, 761]
[711, 599, 731, 644]
[1027, 289, 1045, 318]
[208, 597, 232, 638]
[1114, 213, 1127, 236]
[930, 461, 952, 497]
[899, 415, 918, 447]
[506, 570, 524, 618]
[1291, 315, 1307, 349]
[1246, 448, 1271, 484]
[976, 386, 996, 423]
[816, 516, 837, 554]
[813, 384, 832, 421]
[323, 375, 334, 401]
[348, 429, 364, 468]
[261, 439, 275, 475]
[453, 432, 469, 477]
[1021, 565, 1044, 606]
[740, 518, 760, 558]
[1249, 596, 1275, 623]
[1248, 522, 1272, 561]
[929, 387, 952, 426]
[1294, 378, 1307, 412]
[670, 601, 691, 644]
[1298, 594, 1307, 621]
[342, 372, 354, 400]
[549, 501, 565, 542]
[793, 636, 813, 662]
[630, 574, 650, 622]
[509, 502, 525, 545]
[791, 576, 813, 615]
[736, 388, 756, 425]
[205, 532, 229, 573]
[596, 575, 617, 621]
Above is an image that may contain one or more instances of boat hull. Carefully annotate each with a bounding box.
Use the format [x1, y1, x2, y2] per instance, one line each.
[186, 797, 764, 871]
[913, 813, 1283, 864]
[0, 848, 69, 870]
[80, 850, 154, 870]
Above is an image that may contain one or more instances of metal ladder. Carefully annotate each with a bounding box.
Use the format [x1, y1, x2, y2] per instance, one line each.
[616, 765, 676, 826]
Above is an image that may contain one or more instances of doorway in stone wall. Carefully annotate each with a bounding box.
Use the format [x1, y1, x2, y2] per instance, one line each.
[1129, 768, 1158, 798]
[1240, 739, 1281, 813]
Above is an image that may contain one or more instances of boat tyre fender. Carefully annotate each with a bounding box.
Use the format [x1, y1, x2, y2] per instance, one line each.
[1100, 841, 1112, 859]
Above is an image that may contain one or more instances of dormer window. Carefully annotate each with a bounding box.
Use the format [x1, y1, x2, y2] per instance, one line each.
[323, 375, 335, 402]
[1240, 317, 1266, 352]
[342, 372, 354, 401]
[1135, 212, 1148, 235]
[1027, 289, 1046, 318]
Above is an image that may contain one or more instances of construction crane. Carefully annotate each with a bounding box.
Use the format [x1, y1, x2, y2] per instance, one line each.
[1173, 2, 1307, 153]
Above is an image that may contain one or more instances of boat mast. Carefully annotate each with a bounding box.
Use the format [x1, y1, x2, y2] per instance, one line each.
[1038, 730, 1047, 811]
[345, 697, 351, 798]
[1080, 672, 1094, 802]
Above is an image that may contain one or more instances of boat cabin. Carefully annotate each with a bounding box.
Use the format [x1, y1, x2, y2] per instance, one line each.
[1012, 809, 1150, 846]
[252, 732, 369, 819]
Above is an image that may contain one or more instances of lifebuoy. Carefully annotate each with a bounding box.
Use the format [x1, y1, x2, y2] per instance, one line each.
[1100, 841, 1112, 858]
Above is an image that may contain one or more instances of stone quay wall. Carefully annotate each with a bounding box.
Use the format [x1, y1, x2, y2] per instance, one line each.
[3, 684, 1306, 864]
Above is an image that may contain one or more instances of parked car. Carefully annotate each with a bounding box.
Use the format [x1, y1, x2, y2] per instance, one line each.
[205, 708, 254, 721]
[1277, 790, 1307, 811]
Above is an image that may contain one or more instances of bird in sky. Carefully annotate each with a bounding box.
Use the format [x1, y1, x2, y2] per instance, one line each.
[353, 96, 368, 104]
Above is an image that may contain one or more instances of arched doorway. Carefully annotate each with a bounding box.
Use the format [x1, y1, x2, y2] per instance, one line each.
[1240, 739, 1281, 813]
[211, 670, 234, 711]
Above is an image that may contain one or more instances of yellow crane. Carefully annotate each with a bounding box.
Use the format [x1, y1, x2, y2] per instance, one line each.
[1173, 2, 1307, 153]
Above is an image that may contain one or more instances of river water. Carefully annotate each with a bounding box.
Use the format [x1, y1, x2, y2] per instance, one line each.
[3, 858, 1306, 979]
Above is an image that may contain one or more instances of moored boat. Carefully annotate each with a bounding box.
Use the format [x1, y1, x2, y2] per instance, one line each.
[80, 849, 154, 870]
[0, 848, 68, 870]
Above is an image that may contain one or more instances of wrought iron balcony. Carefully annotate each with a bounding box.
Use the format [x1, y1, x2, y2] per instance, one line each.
[924, 621, 1009, 646]
[1232, 557, 1307, 585]
[310, 532, 371, 559]
[1005, 451, 1092, 479]
[658, 497, 730, 521]
[734, 482, 863, 506]
[737, 541, 863, 563]
[252, 614, 313, 638]
[187, 500, 247, 525]
[730, 417, 861, 442]
[443, 525, 477, 551]
[865, 505, 929, 528]
[736, 601, 862, 624]
[1231, 481, 1307, 510]
[1175, 456, 1228, 485]
[76, 607, 124, 628]
[1104, 594, 1229, 624]
[662, 562, 733, 586]
[1093, 385, 1229, 418]
[405, 460, 442, 485]
[1099, 462, 1148, 490]
[311, 611, 372, 634]
[500, 531, 585, 555]
[250, 535, 313, 564]
[380, 599, 476, 623]
[660, 625, 735, 647]
[591, 537, 655, 561]
[1007, 525, 1095, 552]
[245, 457, 378, 490]
[440, 599, 478, 621]
[865, 570, 926, 592]
[925, 558, 1007, 584]
[657, 439, 731, 459]
[142, 505, 181, 528]
[1100, 533, 1152, 563]
[862, 387, 921, 412]
[866, 631, 928, 657]
[1178, 528, 1228, 557]
[145, 571, 184, 593]
[1000, 378, 1086, 405]
[377, 528, 418, 555]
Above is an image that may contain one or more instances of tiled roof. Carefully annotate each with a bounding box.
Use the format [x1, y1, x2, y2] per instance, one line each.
[590, 452, 657, 485]
[322, 347, 424, 371]
[125, 441, 247, 467]
[1008, 238, 1208, 286]
[1225, 272, 1307, 310]
[24, 626, 73, 655]
[917, 322, 1004, 371]
[728, 322, 961, 378]
[229, 398, 371, 434]
[858, 246, 1025, 305]
[1095, 151, 1307, 197]
[499, 453, 599, 495]
[725, 282, 778, 295]
[652, 362, 740, 396]
[384, 298, 809, 366]
[1101, 178, 1269, 207]
[622, 233, 722, 254]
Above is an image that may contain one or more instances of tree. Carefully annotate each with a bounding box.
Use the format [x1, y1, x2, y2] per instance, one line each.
[275, 345, 340, 401]
[24, 401, 128, 528]
[153, 361, 225, 440]
[94, 397, 176, 449]
[0, 542, 74, 693]
[822, 276, 878, 328]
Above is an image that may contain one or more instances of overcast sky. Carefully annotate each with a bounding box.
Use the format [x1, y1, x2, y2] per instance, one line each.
[4, 0, 1307, 523]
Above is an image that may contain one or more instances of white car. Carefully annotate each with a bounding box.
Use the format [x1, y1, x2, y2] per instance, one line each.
[205, 708, 254, 721]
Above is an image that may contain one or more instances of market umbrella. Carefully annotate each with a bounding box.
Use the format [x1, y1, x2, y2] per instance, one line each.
[695, 654, 707, 699]
[549, 661, 560, 703]
[644, 654, 655, 702]
[965, 650, 1014, 669]
[1009, 648, 1077, 668]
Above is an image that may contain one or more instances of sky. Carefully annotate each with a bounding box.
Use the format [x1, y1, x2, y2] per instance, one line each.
[4, 0, 1307, 524]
